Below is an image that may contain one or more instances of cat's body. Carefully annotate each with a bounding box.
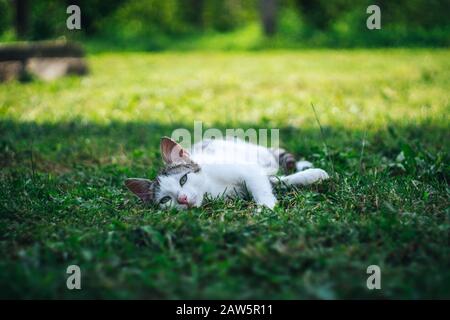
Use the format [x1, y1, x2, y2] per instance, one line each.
[125, 137, 329, 210]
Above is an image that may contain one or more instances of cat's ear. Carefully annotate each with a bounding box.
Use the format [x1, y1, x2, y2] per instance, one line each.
[124, 178, 155, 203]
[160, 136, 191, 164]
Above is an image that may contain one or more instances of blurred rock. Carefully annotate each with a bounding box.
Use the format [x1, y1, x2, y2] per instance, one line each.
[0, 41, 84, 61]
[0, 61, 25, 82]
[26, 57, 88, 81]
[0, 41, 88, 82]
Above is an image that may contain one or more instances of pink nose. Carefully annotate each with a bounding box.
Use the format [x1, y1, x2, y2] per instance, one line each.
[177, 194, 189, 205]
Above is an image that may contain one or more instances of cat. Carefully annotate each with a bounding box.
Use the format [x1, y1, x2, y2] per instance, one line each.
[125, 136, 329, 210]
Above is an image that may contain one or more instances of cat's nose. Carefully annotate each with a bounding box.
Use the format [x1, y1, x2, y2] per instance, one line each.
[177, 194, 189, 205]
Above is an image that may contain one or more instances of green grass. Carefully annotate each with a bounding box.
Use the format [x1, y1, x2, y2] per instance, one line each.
[0, 49, 449, 299]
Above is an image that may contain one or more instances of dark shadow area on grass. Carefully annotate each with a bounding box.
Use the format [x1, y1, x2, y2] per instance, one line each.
[0, 119, 448, 176]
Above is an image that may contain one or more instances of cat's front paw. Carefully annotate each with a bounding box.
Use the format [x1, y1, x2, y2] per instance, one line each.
[255, 202, 276, 214]
[302, 168, 329, 184]
[257, 196, 277, 210]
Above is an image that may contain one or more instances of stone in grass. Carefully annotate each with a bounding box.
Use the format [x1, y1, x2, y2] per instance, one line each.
[26, 57, 88, 81]
[0, 61, 25, 82]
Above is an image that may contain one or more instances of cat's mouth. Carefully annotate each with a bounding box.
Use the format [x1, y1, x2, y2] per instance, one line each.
[179, 198, 201, 209]
[178, 203, 194, 209]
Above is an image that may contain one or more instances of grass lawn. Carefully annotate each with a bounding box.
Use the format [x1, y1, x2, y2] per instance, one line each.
[0, 49, 449, 299]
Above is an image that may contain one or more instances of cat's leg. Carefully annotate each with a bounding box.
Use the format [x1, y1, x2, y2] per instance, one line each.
[241, 167, 277, 209]
[276, 168, 329, 186]
[205, 164, 277, 209]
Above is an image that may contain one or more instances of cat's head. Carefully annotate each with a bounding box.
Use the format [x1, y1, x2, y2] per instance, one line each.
[125, 137, 205, 210]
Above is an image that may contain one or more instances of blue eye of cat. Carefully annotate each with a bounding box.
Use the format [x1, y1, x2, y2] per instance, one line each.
[159, 196, 171, 204]
[179, 173, 188, 186]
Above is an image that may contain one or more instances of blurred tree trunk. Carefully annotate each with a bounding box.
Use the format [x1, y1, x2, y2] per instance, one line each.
[14, 0, 29, 39]
[186, 0, 204, 27]
[260, 0, 277, 36]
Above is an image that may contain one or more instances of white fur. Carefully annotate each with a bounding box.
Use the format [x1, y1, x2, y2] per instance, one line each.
[155, 138, 329, 210]
[296, 160, 313, 171]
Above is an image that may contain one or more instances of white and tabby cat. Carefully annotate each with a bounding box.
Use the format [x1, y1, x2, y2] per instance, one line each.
[125, 137, 329, 210]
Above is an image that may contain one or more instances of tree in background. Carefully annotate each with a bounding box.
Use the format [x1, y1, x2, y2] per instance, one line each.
[375, 0, 449, 29]
[295, 0, 352, 30]
[181, 0, 205, 28]
[14, 0, 29, 38]
[65, 0, 124, 35]
[203, 0, 253, 32]
[1, 0, 448, 46]
[260, 0, 277, 36]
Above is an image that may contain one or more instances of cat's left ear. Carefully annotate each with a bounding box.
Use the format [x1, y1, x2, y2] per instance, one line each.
[160, 137, 191, 164]
[124, 178, 155, 203]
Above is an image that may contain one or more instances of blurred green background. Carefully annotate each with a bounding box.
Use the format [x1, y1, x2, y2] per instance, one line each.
[1, 0, 449, 50]
[1, 1, 449, 299]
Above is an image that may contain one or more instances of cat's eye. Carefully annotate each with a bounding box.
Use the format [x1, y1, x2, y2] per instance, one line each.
[179, 173, 188, 186]
[159, 196, 171, 204]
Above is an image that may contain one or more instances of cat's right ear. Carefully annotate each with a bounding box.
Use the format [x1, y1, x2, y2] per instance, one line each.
[160, 136, 191, 165]
[124, 178, 154, 203]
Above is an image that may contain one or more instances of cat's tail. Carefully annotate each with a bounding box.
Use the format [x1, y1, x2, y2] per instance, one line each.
[270, 148, 315, 173]
[270, 168, 329, 186]
[270, 147, 329, 185]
